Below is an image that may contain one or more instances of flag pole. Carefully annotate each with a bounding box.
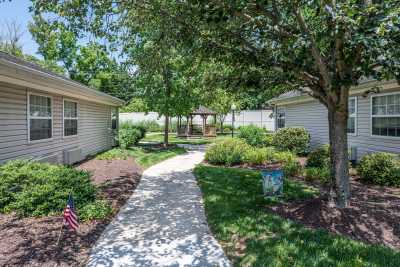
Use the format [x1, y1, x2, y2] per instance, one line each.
[55, 222, 64, 246]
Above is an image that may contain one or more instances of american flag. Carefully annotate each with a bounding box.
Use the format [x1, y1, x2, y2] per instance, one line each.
[63, 194, 79, 230]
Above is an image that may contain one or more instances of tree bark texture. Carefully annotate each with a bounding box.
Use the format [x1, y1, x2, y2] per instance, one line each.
[327, 105, 350, 208]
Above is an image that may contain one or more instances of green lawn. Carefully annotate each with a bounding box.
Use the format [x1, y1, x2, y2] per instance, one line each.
[95, 145, 186, 169]
[141, 133, 233, 145]
[194, 165, 400, 267]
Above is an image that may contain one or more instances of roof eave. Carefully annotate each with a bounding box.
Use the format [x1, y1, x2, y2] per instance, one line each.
[0, 58, 125, 106]
[269, 79, 400, 106]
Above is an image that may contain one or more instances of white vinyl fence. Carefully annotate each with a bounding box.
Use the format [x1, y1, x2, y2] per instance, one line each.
[225, 110, 275, 131]
[119, 110, 275, 131]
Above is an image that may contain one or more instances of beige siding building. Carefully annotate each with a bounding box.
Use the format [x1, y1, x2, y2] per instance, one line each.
[0, 52, 124, 164]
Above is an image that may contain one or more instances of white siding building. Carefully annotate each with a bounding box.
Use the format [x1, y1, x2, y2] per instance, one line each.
[269, 80, 400, 161]
[0, 52, 124, 164]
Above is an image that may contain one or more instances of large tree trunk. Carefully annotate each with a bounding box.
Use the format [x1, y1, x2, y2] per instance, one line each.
[164, 114, 169, 147]
[327, 107, 350, 208]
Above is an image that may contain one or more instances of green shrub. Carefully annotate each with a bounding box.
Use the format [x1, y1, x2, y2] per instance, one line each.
[118, 121, 147, 148]
[0, 160, 97, 217]
[121, 122, 147, 138]
[238, 125, 266, 147]
[133, 125, 147, 139]
[80, 200, 112, 221]
[307, 145, 330, 168]
[205, 138, 250, 166]
[273, 151, 297, 164]
[243, 147, 273, 165]
[222, 124, 234, 132]
[283, 159, 302, 177]
[119, 127, 141, 149]
[273, 127, 310, 154]
[305, 167, 330, 184]
[263, 133, 275, 147]
[357, 152, 400, 186]
[134, 120, 163, 132]
[223, 127, 233, 133]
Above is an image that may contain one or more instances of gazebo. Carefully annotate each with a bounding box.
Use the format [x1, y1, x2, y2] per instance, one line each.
[177, 106, 217, 137]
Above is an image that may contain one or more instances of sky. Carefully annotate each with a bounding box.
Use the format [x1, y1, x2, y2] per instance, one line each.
[0, 0, 39, 56]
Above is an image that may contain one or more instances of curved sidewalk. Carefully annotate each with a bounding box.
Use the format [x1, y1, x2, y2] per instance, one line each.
[87, 150, 231, 267]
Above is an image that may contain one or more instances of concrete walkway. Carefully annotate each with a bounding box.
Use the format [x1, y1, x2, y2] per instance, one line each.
[87, 149, 231, 267]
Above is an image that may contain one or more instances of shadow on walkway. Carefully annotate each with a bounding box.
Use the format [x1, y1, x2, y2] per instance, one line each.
[88, 151, 231, 267]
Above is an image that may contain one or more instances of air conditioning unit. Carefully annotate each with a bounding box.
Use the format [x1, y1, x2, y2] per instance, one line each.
[64, 148, 83, 165]
[349, 146, 358, 165]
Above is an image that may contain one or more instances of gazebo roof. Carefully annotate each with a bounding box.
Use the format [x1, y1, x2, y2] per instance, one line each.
[190, 106, 217, 115]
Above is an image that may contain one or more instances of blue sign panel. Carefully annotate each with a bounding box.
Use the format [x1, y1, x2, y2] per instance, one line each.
[261, 169, 283, 197]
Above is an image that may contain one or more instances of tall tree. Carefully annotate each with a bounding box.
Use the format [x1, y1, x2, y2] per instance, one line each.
[132, 39, 201, 145]
[0, 18, 65, 74]
[0, 19, 24, 57]
[28, 15, 135, 101]
[208, 89, 238, 132]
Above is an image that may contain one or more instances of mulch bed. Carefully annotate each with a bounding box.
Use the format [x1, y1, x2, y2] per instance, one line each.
[0, 158, 142, 267]
[269, 175, 400, 250]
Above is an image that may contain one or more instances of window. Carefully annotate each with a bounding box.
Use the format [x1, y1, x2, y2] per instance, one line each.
[276, 107, 285, 129]
[347, 97, 357, 135]
[63, 100, 78, 137]
[28, 94, 52, 141]
[111, 107, 118, 130]
[371, 93, 400, 137]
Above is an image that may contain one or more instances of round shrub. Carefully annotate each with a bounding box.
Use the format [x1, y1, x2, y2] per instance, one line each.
[222, 125, 234, 133]
[119, 127, 141, 149]
[0, 160, 98, 217]
[223, 127, 233, 133]
[132, 124, 147, 139]
[243, 147, 275, 165]
[263, 133, 275, 147]
[273, 127, 310, 155]
[238, 125, 266, 147]
[307, 145, 330, 168]
[205, 138, 250, 166]
[119, 122, 147, 148]
[357, 152, 400, 186]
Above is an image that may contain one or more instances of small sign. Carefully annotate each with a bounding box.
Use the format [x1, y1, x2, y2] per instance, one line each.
[261, 169, 283, 197]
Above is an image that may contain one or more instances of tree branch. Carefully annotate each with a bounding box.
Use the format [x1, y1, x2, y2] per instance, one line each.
[294, 8, 332, 89]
